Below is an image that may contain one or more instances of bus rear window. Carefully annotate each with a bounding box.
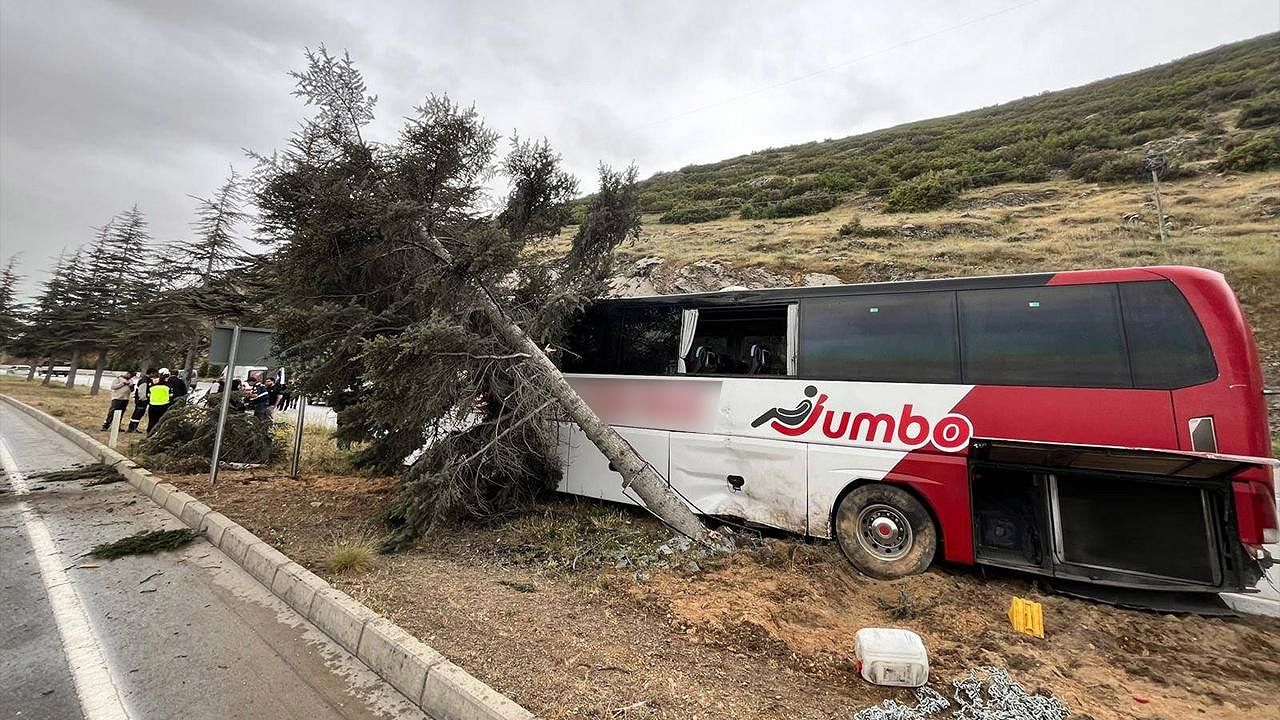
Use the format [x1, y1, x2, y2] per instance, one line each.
[800, 292, 959, 382]
[959, 284, 1131, 387]
[1120, 281, 1216, 388]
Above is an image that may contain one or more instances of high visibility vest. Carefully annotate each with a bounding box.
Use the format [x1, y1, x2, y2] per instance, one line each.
[149, 382, 171, 406]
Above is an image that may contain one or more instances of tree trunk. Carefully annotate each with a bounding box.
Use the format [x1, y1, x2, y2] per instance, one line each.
[90, 349, 108, 396]
[41, 357, 54, 385]
[182, 344, 197, 384]
[26, 359, 41, 382]
[417, 230, 723, 548]
[64, 347, 82, 389]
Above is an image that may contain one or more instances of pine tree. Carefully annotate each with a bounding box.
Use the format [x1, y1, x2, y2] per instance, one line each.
[174, 169, 253, 380]
[0, 256, 23, 354]
[21, 250, 78, 384]
[258, 47, 718, 548]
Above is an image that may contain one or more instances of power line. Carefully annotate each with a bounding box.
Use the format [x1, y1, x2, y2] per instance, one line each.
[644, 0, 1043, 128]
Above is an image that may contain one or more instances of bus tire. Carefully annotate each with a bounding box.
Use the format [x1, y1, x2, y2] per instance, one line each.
[834, 484, 936, 580]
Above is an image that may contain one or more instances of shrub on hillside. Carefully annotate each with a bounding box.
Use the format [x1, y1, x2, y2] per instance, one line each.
[1236, 93, 1280, 129]
[1068, 150, 1150, 182]
[837, 215, 894, 238]
[657, 204, 732, 224]
[1219, 132, 1280, 172]
[885, 171, 961, 212]
[740, 192, 839, 220]
[1094, 154, 1151, 182]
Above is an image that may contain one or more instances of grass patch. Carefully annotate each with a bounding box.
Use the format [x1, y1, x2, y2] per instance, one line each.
[91, 529, 198, 559]
[326, 536, 377, 573]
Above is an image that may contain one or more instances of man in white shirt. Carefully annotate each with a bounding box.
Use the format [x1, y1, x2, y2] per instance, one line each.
[102, 370, 137, 431]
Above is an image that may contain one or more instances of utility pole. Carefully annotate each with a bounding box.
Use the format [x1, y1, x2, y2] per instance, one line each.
[1146, 152, 1169, 244]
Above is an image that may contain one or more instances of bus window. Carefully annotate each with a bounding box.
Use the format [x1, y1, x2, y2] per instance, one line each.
[1120, 281, 1216, 389]
[959, 284, 1131, 387]
[799, 291, 959, 382]
[561, 306, 620, 373]
[686, 306, 788, 375]
[618, 306, 681, 375]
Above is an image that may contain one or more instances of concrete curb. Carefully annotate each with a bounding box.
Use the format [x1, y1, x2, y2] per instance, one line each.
[0, 393, 536, 720]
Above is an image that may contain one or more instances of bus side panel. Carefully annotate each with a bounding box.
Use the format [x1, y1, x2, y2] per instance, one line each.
[806, 445, 973, 564]
[668, 432, 808, 534]
[806, 443, 910, 539]
[883, 452, 974, 564]
[559, 423, 670, 507]
[951, 386, 1177, 449]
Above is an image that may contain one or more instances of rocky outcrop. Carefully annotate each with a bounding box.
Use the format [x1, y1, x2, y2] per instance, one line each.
[608, 258, 844, 297]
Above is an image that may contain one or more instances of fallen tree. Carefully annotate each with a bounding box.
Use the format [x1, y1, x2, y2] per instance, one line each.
[256, 47, 722, 550]
[135, 401, 281, 472]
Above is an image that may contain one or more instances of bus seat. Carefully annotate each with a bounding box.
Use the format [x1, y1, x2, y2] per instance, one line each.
[691, 346, 718, 374]
[749, 344, 771, 374]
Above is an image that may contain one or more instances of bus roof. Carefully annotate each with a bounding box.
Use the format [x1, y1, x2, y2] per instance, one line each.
[599, 266, 1205, 307]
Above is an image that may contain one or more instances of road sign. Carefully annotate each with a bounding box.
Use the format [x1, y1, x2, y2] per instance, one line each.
[209, 325, 277, 367]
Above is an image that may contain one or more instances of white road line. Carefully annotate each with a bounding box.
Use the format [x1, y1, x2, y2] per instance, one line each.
[0, 435, 133, 720]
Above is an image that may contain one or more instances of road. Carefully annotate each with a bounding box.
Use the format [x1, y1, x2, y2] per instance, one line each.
[0, 403, 428, 720]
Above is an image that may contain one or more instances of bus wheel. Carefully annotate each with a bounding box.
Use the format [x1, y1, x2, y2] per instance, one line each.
[834, 484, 936, 580]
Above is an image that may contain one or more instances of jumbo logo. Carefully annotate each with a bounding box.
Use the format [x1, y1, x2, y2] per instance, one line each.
[750, 385, 973, 452]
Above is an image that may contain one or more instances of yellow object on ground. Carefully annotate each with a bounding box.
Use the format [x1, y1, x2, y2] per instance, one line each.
[1008, 597, 1045, 638]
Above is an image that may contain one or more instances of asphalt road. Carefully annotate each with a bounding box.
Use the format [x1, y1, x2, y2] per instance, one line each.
[0, 403, 429, 720]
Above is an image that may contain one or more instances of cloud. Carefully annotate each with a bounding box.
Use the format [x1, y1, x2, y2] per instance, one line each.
[1, 0, 1275, 296]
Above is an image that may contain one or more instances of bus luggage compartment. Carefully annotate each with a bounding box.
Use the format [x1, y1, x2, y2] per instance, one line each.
[969, 439, 1274, 592]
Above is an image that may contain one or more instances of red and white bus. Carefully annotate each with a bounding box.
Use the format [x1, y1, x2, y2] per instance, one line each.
[557, 265, 1278, 595]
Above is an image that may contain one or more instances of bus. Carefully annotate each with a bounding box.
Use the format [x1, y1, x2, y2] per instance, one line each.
[556, 265, 1278, 595]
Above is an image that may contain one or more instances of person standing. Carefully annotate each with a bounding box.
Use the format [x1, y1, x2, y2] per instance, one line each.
[146, 368, 173, 435]
[126, 368, 155, 433]
[167, 368, 189, 402]
[247, 379, 272, 421]
[101, 370, 136, 431]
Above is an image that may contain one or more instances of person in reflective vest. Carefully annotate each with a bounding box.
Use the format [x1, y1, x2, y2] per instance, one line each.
[146, 368, 173, 435]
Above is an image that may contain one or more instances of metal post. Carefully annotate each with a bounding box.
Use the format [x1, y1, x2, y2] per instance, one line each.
[1151, 169, 1167, 244]
[108, 410, 122, 448]
[209, 325, 241, 487]
[290, 394, 306, 478]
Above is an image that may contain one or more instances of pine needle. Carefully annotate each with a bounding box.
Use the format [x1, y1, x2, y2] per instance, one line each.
[31, 462, 125, 484]
[91, 529, 198, 559]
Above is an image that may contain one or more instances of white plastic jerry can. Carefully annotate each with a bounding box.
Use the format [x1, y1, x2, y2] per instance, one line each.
[854, 628, 929, 688]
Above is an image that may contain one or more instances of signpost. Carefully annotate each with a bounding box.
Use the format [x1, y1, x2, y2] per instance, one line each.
[208, 325, 277, 487]
[290, 394, 306, 478]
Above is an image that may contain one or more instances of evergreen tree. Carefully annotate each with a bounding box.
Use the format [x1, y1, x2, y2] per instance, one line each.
[21, 250, 79, 384]
[257, 47, 715, 548]
[173, 169, 254, 380]
[0, 256, 23, 353]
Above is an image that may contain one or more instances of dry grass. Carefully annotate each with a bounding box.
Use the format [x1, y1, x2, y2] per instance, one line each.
[276, 424, 364, 475]
[325, 534, 377, 574]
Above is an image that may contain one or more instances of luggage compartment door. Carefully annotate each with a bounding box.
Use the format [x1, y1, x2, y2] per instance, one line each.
[668, 432, 807, 534]
[560, 423, 669, 507]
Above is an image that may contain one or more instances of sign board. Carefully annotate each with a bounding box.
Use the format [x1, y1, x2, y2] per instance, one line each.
[210, 325, 277, 367]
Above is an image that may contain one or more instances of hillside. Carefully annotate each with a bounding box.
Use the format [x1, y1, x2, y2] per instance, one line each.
[627, 33, 1278, 221]
[599, 170, 1280, 441]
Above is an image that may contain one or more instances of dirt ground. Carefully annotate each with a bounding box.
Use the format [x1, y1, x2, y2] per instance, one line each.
[151, 466, 1280, 720]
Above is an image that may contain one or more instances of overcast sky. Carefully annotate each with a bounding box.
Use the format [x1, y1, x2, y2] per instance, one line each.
[1, 0, 1276, 296]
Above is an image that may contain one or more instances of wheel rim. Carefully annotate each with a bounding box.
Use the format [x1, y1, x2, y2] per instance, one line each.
[855, 503, 913, 560]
